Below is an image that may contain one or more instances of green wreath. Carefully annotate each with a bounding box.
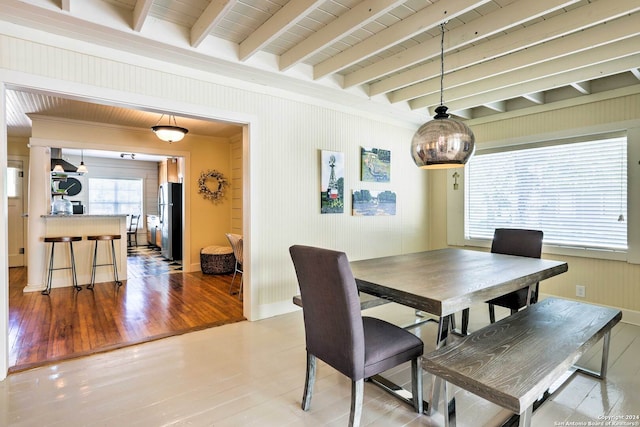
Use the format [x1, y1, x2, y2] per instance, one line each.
[198, 169, 228, 202]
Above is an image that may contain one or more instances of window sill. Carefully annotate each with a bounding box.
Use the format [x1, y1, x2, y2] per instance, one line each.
[460, 238, 627, 262]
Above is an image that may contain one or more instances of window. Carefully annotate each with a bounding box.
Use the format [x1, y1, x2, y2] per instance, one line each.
[466, 137, 627, 251]
[88, 178, 143, 216]
[7, 167, 20, 198]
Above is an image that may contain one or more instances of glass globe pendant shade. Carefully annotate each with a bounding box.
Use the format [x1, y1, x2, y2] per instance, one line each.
[411, 105, 475, 169]
[152, 125, 189, 142]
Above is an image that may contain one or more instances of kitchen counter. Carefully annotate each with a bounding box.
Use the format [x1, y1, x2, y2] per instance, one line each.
[41, 214, 128, 218]
[38, 214, 128, 291]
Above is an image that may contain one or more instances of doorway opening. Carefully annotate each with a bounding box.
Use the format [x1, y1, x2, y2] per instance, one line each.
[4, 85, 249, 374]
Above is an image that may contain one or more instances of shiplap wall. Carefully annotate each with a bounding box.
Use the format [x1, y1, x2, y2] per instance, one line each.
[0, 29, 428, 324]
[230, 134, 242, 236]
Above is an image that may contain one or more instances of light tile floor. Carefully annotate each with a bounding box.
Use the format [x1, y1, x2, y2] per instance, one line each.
[1, 300, 638, 426]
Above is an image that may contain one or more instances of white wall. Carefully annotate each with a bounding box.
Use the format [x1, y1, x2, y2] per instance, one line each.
[0, 23, 430, 379]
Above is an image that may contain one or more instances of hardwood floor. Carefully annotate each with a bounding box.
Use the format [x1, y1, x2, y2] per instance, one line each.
[8, 254, 244, 373]
[1, 300, 638, 426]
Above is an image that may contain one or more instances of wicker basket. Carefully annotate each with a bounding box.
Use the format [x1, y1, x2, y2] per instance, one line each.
[200, 246, 235, 274]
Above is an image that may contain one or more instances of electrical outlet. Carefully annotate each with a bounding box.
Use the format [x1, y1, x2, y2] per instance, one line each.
[576, 285, 586, 298]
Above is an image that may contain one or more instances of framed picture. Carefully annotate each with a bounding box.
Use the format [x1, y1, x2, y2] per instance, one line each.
[361, 147, 390, 182]
[320, 150, 344, 214]
[352, 189, 396, 216]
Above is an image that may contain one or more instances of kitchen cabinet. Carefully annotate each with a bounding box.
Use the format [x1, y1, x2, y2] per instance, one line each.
[158, 158, 179, 184]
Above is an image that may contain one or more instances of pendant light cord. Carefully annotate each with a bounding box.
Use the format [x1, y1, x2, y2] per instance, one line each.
[439, 22, 445, 107]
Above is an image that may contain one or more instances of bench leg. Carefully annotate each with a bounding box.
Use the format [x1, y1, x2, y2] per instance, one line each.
[519, 405, 533, 427]
[575, 330, 612, 380]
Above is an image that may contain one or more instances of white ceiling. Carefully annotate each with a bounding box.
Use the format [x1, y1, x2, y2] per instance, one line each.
[2, 0, 640, 137]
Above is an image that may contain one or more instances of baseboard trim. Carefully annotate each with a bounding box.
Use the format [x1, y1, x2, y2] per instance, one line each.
[539, 293, 640, 326]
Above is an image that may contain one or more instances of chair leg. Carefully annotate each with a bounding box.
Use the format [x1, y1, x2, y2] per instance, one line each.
[301, 353, 316, 411]
[229, 262, 239, 294]
[489, 304, 496, 323]
[349, 379, 364, 427]
[411, 357, 423, 413]
[110, 239, 122, 287]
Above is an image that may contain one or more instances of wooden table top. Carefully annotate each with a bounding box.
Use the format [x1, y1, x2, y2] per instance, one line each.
[350, 248, 568, 317]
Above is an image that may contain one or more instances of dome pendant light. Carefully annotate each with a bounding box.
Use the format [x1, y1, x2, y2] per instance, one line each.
[411, 23, 475, 169]
[76, 149, 88, 174]
[152, 114, 189, 143]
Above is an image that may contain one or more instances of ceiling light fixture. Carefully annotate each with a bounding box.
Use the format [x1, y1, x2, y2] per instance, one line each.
[53, 163, 64, 173]
[151, 114, 189, 143]
[411, 23, 475, 169]
[76, 149, 88, 174]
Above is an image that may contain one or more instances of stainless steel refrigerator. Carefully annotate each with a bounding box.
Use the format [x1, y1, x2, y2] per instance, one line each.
[158, 182, 182, 261]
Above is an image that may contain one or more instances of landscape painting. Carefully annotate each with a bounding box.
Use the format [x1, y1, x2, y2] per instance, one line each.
[361, 147, 391, 182]
[352, 189, 396, 216]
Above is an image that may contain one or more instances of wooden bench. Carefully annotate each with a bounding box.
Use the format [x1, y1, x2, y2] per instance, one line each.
[422, 297, 622, 427]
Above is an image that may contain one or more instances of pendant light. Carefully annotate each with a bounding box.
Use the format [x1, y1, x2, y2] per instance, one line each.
[411, 23, 475, 169]
[151, 114, 189, 143]
[76, 149, 88, 174]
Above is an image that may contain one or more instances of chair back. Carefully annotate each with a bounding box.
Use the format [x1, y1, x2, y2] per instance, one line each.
[491, 228, 543, 258]
[128, 214, 140, 232]
[289, 245, 364, 380]
[225, 233, 243, 264]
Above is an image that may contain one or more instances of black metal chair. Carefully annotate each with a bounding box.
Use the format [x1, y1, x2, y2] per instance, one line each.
[461, 228, 544, 334]
[289, 245, 424, 427]
[127, 214, 140, 247]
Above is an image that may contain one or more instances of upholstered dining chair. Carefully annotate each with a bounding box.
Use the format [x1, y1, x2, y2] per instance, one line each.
[225, 233, 243, 297]
[289, 245, 424, 427]
[461, 228, 544, 334]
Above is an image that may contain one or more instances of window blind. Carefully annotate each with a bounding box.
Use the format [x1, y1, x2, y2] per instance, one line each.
[466, 137, 627, 250]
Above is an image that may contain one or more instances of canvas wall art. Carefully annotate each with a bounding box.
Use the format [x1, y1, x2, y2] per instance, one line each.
[352, 189, 396, 216]
[320, 150, 345, 214]
[361, 147, 390, 182]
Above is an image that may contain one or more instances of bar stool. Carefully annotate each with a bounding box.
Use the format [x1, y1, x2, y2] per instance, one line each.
[87, 234, 123, 289]
[42, 236, 83, 295]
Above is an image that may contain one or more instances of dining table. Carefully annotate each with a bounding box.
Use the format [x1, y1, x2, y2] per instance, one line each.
[348, 247, 569, 411]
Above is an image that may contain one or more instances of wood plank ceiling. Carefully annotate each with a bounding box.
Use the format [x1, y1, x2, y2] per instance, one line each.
[2, 0, 639, 136]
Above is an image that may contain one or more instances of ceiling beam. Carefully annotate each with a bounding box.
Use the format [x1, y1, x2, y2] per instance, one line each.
[279, 0, 405, 72]
[445, 55, 640, 114]
[485, 101, 506, 112]
[132, 0, 153, 32]
[343, 0, 581, 89]
[371, 0, 640, 97]
[61, 0, 70, 12]
[571, 82, 591, 95]
[410, 51, 640, 112]
[239, 0, 323, 61]
[523, 92, 545, 104]
[392, 13, 640, 105]
[631, 68, 640, 81]
[191, 0, 238, 48]
[313, 0, 490, 80]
